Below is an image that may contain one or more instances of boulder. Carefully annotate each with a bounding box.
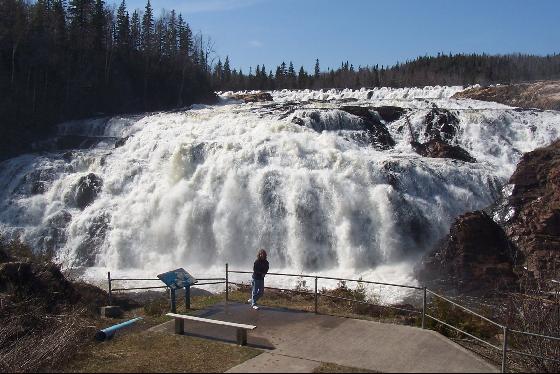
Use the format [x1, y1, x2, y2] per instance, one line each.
[340, 106, 395, 149]
[75, 173, 103, 210]
[373, 106, 406, 122]
[424, 107, 459, 142]
[419, 211, 518, 293]
[411, 139, 476, 163]
[230, 92, 273, 103]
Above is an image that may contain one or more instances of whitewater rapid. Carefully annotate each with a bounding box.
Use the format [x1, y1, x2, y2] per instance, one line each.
[1, 86, 559, 301]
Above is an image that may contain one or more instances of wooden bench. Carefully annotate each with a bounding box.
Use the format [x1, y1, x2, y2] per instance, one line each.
[166, 313, 256, 346]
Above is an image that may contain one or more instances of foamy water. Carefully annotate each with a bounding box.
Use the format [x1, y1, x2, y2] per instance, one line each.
[1, 86, 559, 302]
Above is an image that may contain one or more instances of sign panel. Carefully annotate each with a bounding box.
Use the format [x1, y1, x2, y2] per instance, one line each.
[157, 268, 197, 289]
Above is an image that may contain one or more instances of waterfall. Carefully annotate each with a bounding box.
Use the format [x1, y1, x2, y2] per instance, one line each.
[1, 87, 559, 300]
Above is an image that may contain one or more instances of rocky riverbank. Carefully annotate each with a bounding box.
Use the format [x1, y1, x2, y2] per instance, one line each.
[453, 80, 560, 111]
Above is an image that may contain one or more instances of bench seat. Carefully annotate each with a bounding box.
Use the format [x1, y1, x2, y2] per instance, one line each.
[166, 313, 256, 345]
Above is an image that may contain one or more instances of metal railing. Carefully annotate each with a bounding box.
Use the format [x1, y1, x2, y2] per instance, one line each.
[224, 264, 560, 373]
[107, 271, 226, 311]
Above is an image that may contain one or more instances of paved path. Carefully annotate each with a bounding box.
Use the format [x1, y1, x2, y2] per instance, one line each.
[150, 302, 498, 373]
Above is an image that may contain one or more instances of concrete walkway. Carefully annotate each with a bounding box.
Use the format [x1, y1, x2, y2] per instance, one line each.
[150, 302, 498, 373]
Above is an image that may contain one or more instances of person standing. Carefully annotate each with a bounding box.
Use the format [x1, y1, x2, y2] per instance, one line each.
[249, 249, 269, 310]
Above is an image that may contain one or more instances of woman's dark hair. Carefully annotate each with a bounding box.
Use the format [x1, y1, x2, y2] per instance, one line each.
[257, 249, 267, 260]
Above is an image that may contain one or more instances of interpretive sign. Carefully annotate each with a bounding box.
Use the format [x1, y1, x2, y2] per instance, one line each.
[157, 268, 197, 289]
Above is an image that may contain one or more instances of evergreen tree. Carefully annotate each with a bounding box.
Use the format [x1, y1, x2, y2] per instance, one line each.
[141, 0, 153, 53]
[223, 55, 232, 84]
[115, 0, 130, 51]
[130, 10, 141, 51]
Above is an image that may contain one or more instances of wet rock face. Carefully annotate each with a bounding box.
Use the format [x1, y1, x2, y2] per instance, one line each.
[505, 139, 560, 280]
[419, 211, 519, 293]
[340, 106, 395, 149]
[411, 139, 476, 163]
[75, 213, 110, 267]
[410, 107, 472, 162]
[75, 173, 103, 210]
[230, 92, 273, 103]
[114, 136, 130, 148]
[424, 108, 459, 142]
[373, 106, 406, 122]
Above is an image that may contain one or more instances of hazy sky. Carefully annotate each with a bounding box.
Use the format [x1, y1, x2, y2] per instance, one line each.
[123, 0, 560, 72]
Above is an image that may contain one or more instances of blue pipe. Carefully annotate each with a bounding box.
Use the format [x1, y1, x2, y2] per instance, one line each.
[95, 317, 143, 341]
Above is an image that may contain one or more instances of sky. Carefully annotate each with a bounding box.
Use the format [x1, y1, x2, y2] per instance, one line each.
[123, 0, 560, 73]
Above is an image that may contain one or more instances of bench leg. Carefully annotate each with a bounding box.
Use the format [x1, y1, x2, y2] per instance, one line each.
[175, 318, 184, 335]
[236, 328, 247, 346]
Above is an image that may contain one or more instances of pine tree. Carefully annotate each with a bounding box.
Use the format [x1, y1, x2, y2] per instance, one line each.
[115, 0, 130, 51]
[141, 0, 153, 53]
[298, 66, 306, 88]
[130, 10, 141, 51]
[165, 10, 178, 58]
[177, 14, 193, 57]
[223, 56, 232, 84]
[92, 0, 105, 52]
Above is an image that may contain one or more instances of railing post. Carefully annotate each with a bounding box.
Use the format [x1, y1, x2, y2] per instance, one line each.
[501, 326, 508, 373]
[185, 285, 191, 310]
[225, 263, 229, 302]
[422, 286, 427, 329]
[108, 271, 113, 305]
[314, 277, 318, 314]
[170, 288, 177, 313]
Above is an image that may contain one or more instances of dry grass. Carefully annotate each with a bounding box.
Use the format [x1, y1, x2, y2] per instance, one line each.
[0, 306, 95, 373]
[62, 330, 261, 373]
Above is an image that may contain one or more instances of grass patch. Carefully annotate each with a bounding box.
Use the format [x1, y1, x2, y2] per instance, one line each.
[62, 331, 261, 373]
[227, 283, 420, 326]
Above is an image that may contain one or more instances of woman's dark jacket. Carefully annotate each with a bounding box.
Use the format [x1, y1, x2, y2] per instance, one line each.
[252, 259, 269, 280]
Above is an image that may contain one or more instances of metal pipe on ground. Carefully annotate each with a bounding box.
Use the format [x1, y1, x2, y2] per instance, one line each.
[95, 317, 143, 341]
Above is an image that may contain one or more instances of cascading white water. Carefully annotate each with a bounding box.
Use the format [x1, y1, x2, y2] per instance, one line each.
[1, 86, 559, 301]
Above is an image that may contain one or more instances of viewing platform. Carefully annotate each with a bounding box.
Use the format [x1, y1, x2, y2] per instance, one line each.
[150, 301, 498, 373]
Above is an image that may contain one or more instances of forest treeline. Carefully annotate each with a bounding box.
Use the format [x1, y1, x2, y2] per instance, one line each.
[1, 0, 560, 160]
[211, 53, 560, 91]
[0, 0, 215, 160]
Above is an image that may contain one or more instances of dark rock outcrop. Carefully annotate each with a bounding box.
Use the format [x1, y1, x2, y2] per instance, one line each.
[373, 106, 406, 122]
[411, 139, 476, 163]
[419, 211, 518, 292]
[424, 107, 460, 142]
[230, 92, 273, 103]
[419, 139, 560, 292]
[504, 139, 560, 280]
[340, 106, 395, 149]
[453, 80, 560, 111]
[75, 213, 110, 266]
[75, 173, 103, 210]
